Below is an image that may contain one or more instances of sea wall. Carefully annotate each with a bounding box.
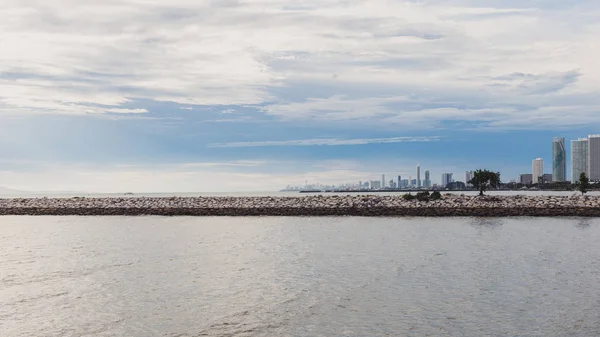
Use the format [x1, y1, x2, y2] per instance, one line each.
[0, 195, 599, 217]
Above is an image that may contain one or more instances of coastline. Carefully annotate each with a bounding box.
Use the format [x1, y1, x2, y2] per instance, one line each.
[1, 194, 600, 217]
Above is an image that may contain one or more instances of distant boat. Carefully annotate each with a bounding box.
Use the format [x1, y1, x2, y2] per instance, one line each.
[124, 192, 134, 195]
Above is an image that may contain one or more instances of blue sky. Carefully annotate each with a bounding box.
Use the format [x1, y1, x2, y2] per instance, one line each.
[1, 0, 600, 192]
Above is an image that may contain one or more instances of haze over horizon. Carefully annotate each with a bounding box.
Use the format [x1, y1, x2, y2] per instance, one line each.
[2, 0, 600, 192]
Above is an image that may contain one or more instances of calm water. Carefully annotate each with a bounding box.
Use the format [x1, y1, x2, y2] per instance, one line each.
[2, 190, 600, 199]
[2, 217, 600, 336]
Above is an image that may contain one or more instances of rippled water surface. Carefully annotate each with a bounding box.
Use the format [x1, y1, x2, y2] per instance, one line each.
[2, 216, 600, 336]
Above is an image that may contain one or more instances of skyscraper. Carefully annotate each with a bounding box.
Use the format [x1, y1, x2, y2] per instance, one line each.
[424, 170, 431, 188]
[532, 158, 544, 184]
[397, 175, 402, 188]
[589, 135, 600, 181]
[571, 138, 588, 183]
[416, 164, 421, 188]
[520, 174, 533, 185]
[441, 173, 453, 188]
[552, 137, 566, 182]
[381, 174, 385, 189]
[465, 171, 474, 187]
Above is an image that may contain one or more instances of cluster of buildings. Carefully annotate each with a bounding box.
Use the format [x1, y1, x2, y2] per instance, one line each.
[288, 165, 470, 191]
[285, 135, 600, 192]
[362, 165, 435, 190]
[365, 165, 452, 190]
[520, 135, 600, 185]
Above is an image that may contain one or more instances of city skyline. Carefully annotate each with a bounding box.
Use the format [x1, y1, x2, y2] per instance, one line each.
[2, 1, 600, 192]
[286, 134, 600, 190]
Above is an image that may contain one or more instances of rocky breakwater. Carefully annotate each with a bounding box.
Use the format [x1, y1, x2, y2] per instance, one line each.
[0, 194, 599, 216]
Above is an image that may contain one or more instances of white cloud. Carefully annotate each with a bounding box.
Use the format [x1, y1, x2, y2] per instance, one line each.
[105, 108, 148, 114]
[178, 160, 265, 168]
[261, 95, 409, 120]
[210, 136, 440, 148]
[0, 0, 598, 129]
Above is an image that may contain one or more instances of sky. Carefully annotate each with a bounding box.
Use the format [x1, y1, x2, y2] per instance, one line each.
[1, 0, 600, 192]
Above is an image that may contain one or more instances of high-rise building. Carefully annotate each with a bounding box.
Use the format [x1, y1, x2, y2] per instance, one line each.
[441, 173, 453, 188]
[589, 135, 600, 181]
[397, 175, 402, 188]
[571, 138, 588, 183]
[370, 180, 381, 189]
[532, 158, 544, 184]
[465, 171, 474, 187]
[424, 170, 431, 188]
[520, 174, 533, 185]
[552, 137, 566, 182]
[416, 164, 421, 188]
[400, 179, 409, 188]
[381, 174, 385, 188]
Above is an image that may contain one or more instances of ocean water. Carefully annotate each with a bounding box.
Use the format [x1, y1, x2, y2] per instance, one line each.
[1, 216, 600, 336]
[1, 190, 600, 199]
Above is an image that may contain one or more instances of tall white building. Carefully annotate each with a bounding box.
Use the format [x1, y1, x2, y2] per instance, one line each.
[589, 135, 600, 181]
[571, 138, 588, 183]
[465, 171, 474, 187]
[381, 174, 385, 189]
[416, 164, 421, 188]
[441, 173, 453, 188]
[552, 137, 566, 182]
[532, 158, 544, 184]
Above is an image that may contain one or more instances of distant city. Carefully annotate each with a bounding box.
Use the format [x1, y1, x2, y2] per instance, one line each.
[282, 134, 600, 192]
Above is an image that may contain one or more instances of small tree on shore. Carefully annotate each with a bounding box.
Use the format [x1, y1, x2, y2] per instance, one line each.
[469, 169, 501, 196]
[578, 172, 590, 195]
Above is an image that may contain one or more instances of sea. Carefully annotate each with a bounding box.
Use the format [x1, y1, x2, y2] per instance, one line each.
[2, 216, 600, 336]
[1, 190, 600, 199]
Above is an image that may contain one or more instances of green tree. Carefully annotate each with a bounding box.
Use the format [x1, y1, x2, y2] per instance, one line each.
[468, 169, 501, 196]
[578, 172, 590, 195]
[402, 193, 416, 200]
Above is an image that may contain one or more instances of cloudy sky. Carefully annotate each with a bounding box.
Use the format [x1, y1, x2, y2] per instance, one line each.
[1, 0, 599, 192]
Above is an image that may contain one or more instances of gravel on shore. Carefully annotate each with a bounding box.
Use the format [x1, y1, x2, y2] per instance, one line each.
[1, 194, 600, 216]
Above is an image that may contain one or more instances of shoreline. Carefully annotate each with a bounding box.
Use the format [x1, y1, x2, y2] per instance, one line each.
[1, 194, 600, 217]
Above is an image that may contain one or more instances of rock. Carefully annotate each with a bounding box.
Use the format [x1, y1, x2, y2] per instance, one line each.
[0, 195, 600, 217]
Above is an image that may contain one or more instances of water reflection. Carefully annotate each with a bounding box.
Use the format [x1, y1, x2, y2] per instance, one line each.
[469, 217, 505, 228]
[575, 218, 592, 229]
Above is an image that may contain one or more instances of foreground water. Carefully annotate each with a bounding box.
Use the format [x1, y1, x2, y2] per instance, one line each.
[2, 217, 600, 336]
